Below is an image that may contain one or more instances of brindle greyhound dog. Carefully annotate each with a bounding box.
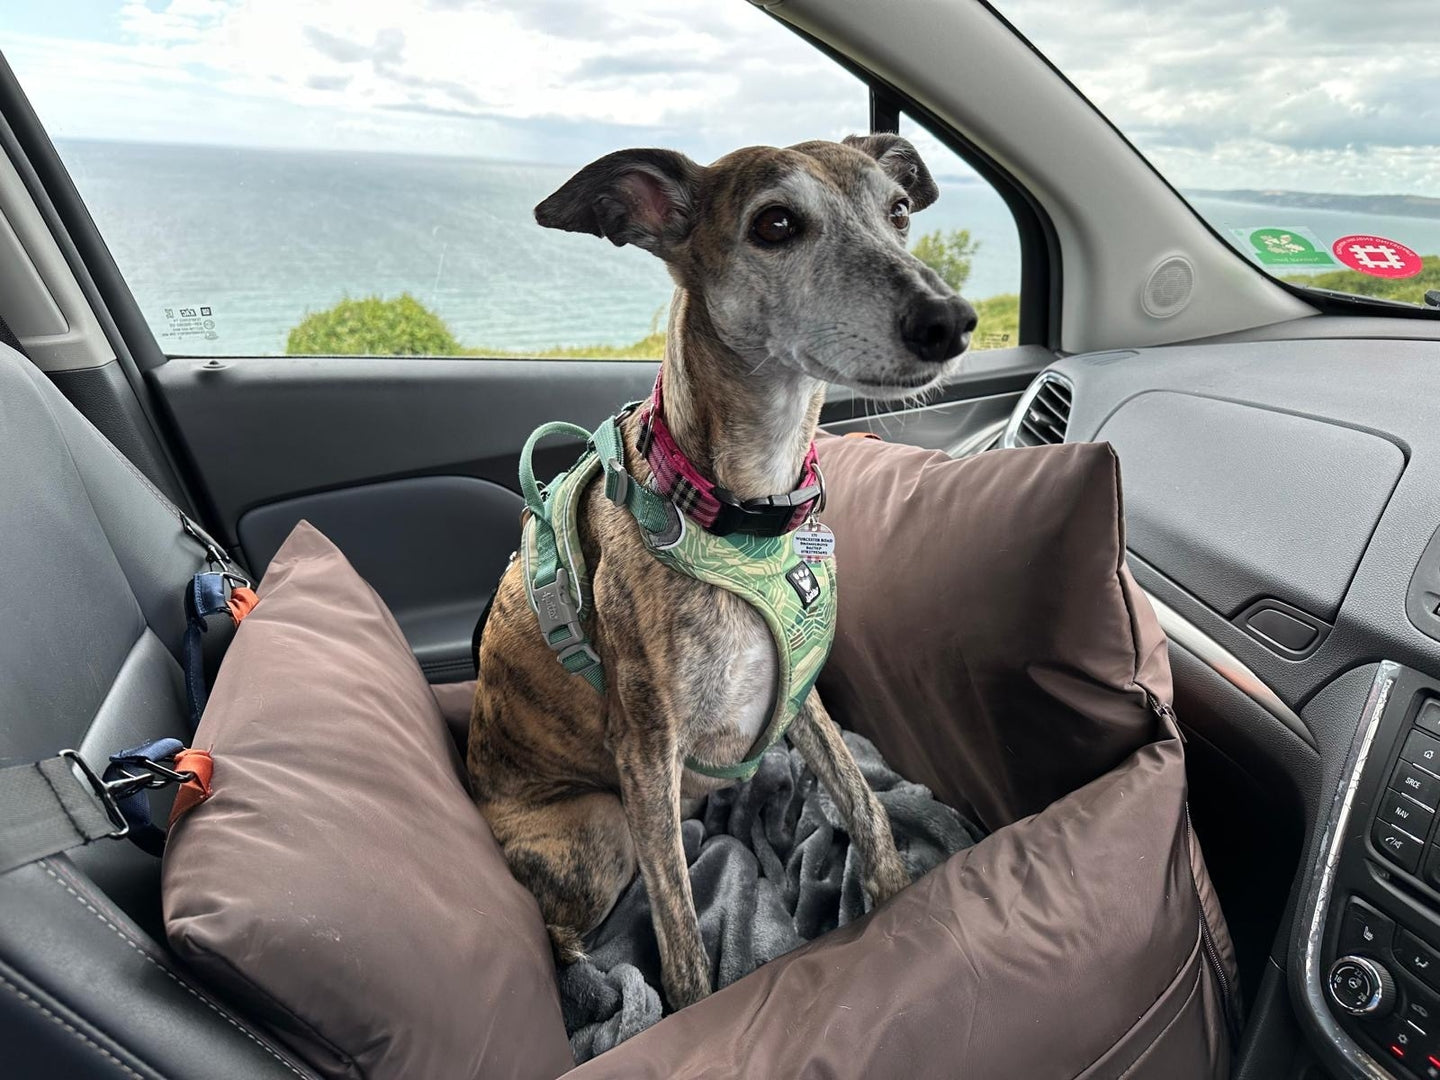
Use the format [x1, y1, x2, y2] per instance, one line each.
[469, 134, 976, 1010]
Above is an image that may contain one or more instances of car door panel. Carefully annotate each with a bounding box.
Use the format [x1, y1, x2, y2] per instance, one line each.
[236, 475, 523, 682]
[151, 349, 1043, 679]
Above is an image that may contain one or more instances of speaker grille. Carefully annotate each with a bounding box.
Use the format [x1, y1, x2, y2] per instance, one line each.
[1142, 256, 1195, 318]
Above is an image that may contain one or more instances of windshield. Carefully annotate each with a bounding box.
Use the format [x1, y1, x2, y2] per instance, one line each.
[996, 0, 1440, 311]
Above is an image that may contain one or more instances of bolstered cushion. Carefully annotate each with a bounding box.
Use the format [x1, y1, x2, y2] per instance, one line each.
[559, 438, 1238, 1079]
[162, 522, 573, 1080]
[818, 436, 1165, 832]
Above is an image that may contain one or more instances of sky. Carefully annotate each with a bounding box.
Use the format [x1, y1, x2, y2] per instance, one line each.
[1, 0, 1437, 196]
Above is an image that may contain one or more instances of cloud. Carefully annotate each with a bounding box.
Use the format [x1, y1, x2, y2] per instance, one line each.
[7, 0, 1435, 195]
[6, 0, 866, 165]
[571, 51, 734, 83]
[304, 72, 351, 91]
[300, 26, 372, 64]
[999, 0, 1440, 191]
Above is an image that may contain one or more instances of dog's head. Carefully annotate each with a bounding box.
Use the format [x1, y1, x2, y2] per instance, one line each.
[535, 136, 976, 399]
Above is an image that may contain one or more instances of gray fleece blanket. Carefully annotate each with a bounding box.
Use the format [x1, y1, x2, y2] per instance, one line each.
[558, 731, 985, 1062]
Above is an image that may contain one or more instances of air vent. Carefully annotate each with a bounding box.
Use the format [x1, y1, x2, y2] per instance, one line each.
[1003, 372, 1073, 448]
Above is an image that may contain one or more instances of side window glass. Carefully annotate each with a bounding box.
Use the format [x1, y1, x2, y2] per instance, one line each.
[4, 4, 867, 359]
[899, 116, 1022, 350]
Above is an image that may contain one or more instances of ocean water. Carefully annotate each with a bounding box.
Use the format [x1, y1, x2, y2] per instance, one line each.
[1188, 196, 1440, 277]
[55, 139, 1023, 357]
[53, 140, 1440, 357]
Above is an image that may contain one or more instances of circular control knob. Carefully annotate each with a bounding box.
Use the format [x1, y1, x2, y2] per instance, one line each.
[1328, 955, 1396, 1017]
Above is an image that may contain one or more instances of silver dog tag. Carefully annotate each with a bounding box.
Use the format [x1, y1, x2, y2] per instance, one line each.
[793, 521, 835, 563]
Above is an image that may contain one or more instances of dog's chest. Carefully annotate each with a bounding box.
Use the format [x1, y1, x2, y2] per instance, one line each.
[672, 585, 778, 756]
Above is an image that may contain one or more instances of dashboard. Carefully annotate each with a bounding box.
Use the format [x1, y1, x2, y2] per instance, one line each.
[1003, 322, 1440, 1080]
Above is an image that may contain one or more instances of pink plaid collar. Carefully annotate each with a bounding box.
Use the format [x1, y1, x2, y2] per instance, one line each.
[637, 372, 822, 537]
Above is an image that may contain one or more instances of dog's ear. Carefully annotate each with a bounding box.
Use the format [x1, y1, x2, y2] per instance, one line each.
[535, 149, 703, 257]
[842, 134, 939, 212]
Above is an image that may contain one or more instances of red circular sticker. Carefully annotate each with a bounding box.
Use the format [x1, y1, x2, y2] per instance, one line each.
[1332, 234, 1423, 279]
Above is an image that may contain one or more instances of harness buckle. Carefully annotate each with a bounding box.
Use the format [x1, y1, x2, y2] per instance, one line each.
[532, 568, 586, 652]
[603, 459, 630, 506]
[557, 642, 602, 672]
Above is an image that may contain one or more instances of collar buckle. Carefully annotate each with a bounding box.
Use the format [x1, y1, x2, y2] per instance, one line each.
[709, 480, 823, 538]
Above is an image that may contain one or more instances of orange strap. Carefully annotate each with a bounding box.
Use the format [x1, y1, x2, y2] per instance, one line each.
[843, 431, 882, 441]
[227, 586, 259, 624]
[169, 748, 214, 826]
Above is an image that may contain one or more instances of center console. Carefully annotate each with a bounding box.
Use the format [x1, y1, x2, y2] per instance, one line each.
[1300, 663, 1440, 1079]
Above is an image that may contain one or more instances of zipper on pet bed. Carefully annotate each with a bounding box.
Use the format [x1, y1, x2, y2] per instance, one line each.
[1185, 802, 1242, 1049]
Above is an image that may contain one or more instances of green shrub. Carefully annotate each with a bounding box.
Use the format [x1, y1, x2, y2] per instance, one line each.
[286, 294, 463, 356]
[1284, 255, 1439, 306]
[911, 228, 979, 293]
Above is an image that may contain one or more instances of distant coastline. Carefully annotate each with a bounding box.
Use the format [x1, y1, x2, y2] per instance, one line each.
[1189, 188, 1440, 220]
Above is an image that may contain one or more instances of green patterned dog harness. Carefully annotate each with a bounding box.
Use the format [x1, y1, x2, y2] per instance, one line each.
[518, 410, 835, 781]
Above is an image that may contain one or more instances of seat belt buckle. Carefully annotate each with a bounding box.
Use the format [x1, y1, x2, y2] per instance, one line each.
[60, 749, 131, 839]
[181, 514, 232, 571]
[61, 748, 196, 841]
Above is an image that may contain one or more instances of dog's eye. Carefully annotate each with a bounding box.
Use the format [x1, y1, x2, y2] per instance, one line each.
[889, 200, 911, 230]
[750, 206, 798, 246]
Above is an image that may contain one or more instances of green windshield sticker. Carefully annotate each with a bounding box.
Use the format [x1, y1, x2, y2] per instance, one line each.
[1233, 226, 1336, 267]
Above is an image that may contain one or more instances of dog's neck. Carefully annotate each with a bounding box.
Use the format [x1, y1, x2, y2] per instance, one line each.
[657, 289, 825, 502]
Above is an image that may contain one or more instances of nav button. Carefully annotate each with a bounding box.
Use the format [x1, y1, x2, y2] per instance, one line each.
[1379, 790, 1437, 837]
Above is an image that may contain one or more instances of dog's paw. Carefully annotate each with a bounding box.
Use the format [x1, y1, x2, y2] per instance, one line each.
[662, 953, 713, 1011]
[863, 853, 911, 908]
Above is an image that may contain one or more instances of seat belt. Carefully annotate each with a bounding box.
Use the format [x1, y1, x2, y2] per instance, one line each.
[0, 744, 211, 875]
[0, 510, 246, 871]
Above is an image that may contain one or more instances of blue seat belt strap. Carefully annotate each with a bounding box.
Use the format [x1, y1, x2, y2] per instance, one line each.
[101, 738, 188, 857]
[183, 571, 233, 732]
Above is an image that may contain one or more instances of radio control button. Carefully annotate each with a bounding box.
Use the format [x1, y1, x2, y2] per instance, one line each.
[1393, 760, 1440, 810]
[1404, 729, 1440, 774]
[1380, 789, 1436, 838]
[1416, 699, 1440, 739]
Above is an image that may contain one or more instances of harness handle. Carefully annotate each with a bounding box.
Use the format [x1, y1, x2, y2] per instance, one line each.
[519, 421, 593, 520]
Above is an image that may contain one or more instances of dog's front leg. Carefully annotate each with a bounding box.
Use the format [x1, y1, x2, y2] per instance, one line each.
[789, 689, 911, 906]
[613, 727, 711, 1010]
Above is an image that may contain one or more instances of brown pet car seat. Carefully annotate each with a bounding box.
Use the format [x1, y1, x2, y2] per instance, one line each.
[0, 339, 1234, 1079]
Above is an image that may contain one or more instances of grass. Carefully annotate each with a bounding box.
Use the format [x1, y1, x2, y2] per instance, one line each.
[470, 331, 668, 360]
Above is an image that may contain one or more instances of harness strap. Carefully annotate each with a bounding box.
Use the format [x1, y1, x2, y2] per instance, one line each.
[519, 415, 668, 697]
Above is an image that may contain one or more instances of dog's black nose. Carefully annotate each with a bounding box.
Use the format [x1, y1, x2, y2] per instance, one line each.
[900, 296, 977, 363]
